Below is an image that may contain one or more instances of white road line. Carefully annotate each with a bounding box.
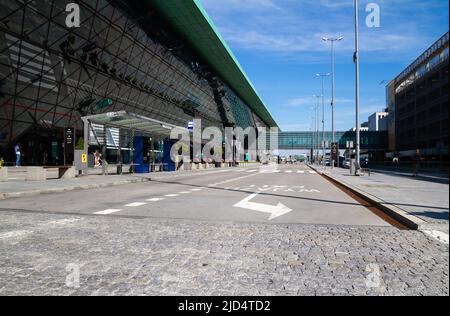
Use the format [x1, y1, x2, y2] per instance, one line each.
[125, 202, 147, 207]
[165, 194, 179, 197]
[285, 170, 293, 173]
[309, 171, 317, 174]
[297, 170, 305, 174]
[246, 169, 258, 173]
[179, 191, 191, 194]
[423, 230, 449, 245]
[209, 172, 261, 187]
[191, 188, 203, 191]
[94, 209, 122, 215]
[0, 230, 34, 240]
[147, 198, 165, 202]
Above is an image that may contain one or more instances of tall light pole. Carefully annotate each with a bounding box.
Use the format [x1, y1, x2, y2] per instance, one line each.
[313, 95, 321, 165]
[311, 109, 316, 164]
[316, 74, 330, 167]
[354, 0, 361, 175]
[323, 36, 343, 167]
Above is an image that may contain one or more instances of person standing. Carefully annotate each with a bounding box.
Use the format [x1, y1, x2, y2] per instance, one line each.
[14, 144, 21, 167]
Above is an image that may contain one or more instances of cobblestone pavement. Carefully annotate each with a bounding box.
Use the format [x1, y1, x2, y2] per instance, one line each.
[0, 210, 448, 296]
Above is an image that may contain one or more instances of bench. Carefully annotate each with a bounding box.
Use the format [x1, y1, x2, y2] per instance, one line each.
[114, 163, 140, 175]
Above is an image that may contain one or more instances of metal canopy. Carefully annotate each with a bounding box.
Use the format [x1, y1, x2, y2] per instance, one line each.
[82, 111, 182, 138]
[148, 0, 278, 128]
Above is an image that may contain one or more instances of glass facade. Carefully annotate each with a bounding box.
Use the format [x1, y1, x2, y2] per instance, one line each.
[277, 131, 388, 150]
[388, 32, 449, 159]
[0, 0, 264, 165]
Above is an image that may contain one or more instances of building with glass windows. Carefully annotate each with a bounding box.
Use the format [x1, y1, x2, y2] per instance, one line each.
[277, 131, 388, 151]
[386, 32, 448, 165]
[0, 0, 277, 166]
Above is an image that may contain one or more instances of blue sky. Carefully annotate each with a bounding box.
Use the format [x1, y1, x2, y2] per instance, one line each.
[200, 0, 449, 131]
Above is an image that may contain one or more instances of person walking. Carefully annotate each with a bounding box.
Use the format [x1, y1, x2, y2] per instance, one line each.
[413, 149, 421, 177]
[14, 144, 21, 167]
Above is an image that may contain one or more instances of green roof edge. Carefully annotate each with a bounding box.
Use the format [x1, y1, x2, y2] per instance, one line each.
[148, 0, 278, 128]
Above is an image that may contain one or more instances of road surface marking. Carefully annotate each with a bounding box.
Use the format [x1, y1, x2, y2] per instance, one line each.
[125, 202, 147, 207]
[423, 230, 449, 245]
[94, 209, 122, 215]
[209, 172, 261, 187]
[297, 170, 305, 174]
[233, 193, 293, 220]
[147, 198, 164, 202]
[309, 171, 317, 174]
[179, 191, 191, 194]
[0, 230, 34, 239]
[246, 169, 258, 173]
[165, 194, 179, 197]
[191, 188, 203, 191]
[285, 170, 293, 173]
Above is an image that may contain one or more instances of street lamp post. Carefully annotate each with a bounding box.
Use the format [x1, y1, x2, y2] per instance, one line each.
[313, 95, 321, 165]
[316, 74, 330, 168]
[354, 0, 361, 175]
[323, 36, 343, 168]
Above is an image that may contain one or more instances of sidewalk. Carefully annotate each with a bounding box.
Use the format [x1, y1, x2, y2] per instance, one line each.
[313, 165, 449, 232]
[0, 167, 248, 200]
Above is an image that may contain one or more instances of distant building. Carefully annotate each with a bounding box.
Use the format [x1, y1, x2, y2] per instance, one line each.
[369, 112, 389, 131]
[386, 32, 449, 164]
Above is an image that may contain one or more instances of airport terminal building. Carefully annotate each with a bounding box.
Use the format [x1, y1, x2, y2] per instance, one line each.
[0, 0, 277, 166]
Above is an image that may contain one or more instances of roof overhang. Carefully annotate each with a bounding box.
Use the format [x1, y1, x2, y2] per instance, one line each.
[82, 111, 183, 138]
[147, 0, 278, 128]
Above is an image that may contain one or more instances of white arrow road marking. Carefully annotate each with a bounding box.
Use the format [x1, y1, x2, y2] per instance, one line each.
[233, 193, 293, 220]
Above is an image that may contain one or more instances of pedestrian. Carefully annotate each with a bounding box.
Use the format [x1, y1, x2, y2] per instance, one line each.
[14, 143, 21, 167]
[413, 149, 421, 177]
[94, 150, 101, 167]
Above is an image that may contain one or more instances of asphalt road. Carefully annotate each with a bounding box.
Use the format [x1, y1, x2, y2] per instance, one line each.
[0, 164, 390, 226]
[0, 164, 448, 296]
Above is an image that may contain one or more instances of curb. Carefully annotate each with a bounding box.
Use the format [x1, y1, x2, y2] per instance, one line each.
[307, 164, 425, 230]
[0, 178, 151, 201]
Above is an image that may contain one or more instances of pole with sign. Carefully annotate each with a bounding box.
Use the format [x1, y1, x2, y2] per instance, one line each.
[64, 127, 75, 166]
[331, 142, 339, 168]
